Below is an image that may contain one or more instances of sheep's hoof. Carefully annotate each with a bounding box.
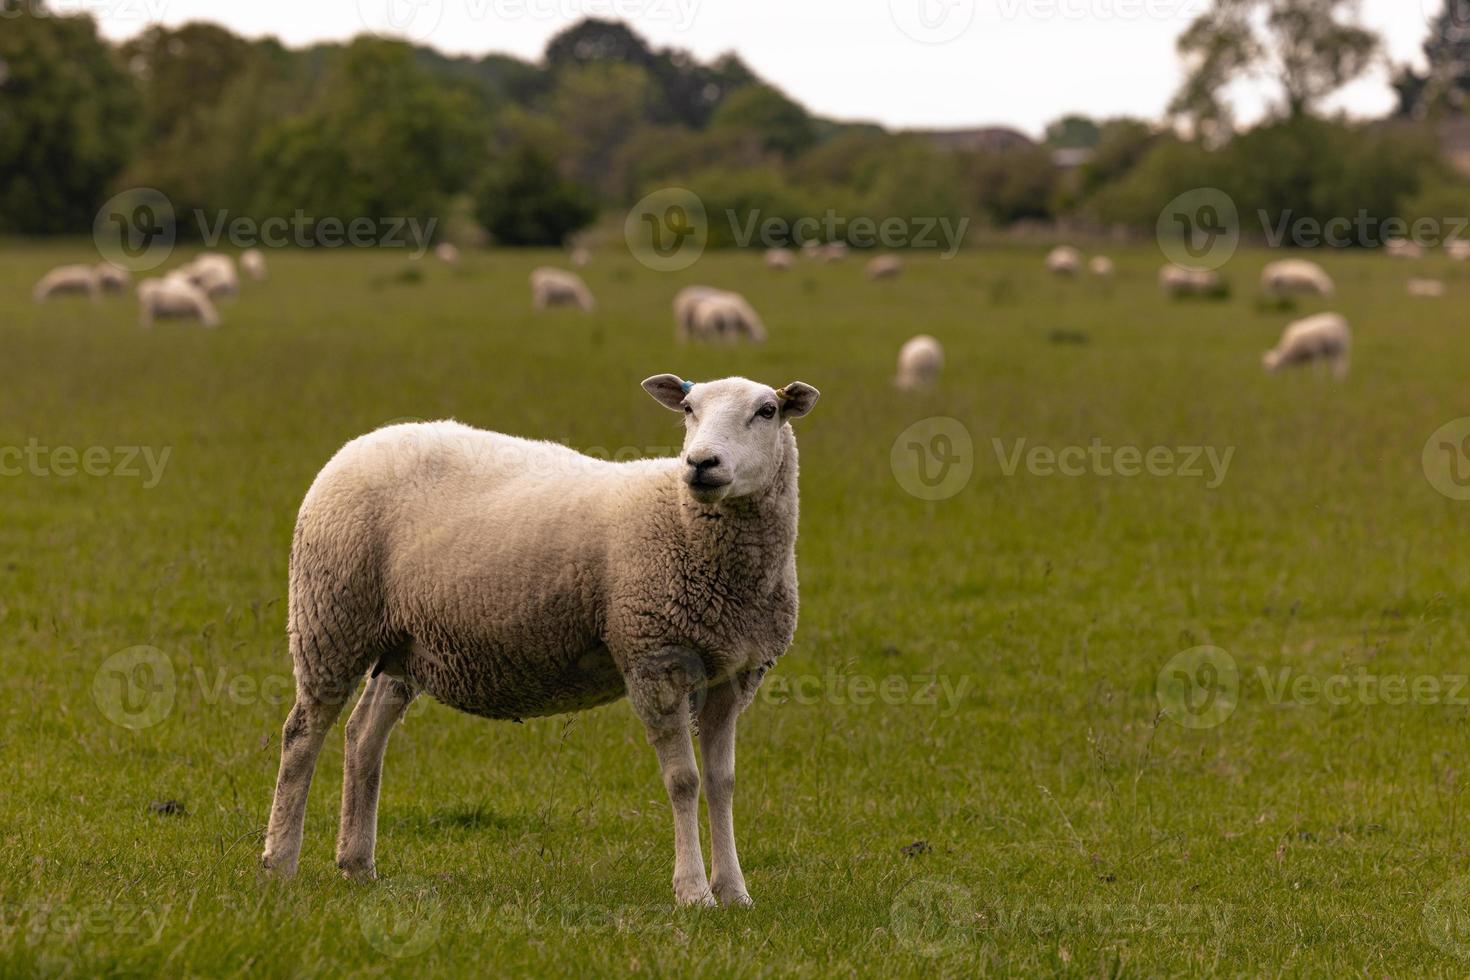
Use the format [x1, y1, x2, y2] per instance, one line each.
[337, 860, 377, 883]
[718, 891, 754, 908]
[259, 853, 298, 879]
[674, 884, 717, 908]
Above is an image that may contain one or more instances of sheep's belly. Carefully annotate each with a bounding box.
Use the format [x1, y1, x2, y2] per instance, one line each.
[405, 640, 626, 721]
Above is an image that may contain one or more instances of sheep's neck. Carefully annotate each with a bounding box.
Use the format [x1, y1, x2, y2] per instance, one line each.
[677, 431, 799, 579]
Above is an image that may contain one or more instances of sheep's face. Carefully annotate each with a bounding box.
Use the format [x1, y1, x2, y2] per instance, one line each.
[643, 375, 819, 504]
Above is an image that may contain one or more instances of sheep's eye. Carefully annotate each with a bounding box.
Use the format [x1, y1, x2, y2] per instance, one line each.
[683, 404, 693, 415]
[757, 404, 777, 420]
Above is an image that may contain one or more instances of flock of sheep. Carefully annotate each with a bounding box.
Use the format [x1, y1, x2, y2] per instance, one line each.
[32, 249, 269, 328]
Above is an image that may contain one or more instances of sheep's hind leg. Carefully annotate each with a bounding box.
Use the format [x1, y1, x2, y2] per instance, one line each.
[626, 648, 714, 907]
[336, 673, 417, 881]
[261, 693, 346, 877]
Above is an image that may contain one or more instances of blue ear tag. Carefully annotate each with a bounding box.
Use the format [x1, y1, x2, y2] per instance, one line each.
[680, 380, 693, 393]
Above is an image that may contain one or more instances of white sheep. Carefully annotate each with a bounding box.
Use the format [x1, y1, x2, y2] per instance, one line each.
[530, 267, 595, 312]
[260, 374, 821, 908]
[764, 248, 794, 270]
[241, 249, 268, 281]
[435, 242, 461, 265]
[1089, 256, 1115, 278]
[1260, 258, 1334, 298]
[1448, 239, 1470, 261]
[1159, 264, 1224, 298]
[1407, 277, 1447, 298]
[895, 335, 943, 391]
[1046, 246, 1081, 276]
[570, 246, 591, 267]
[32, 264, 100, 303]
[673, 287, 765, 342]
[817, 242, 848, 263]
[179, 253, 239, 299]
[866, 255, 903, 280]
[1262, 312, 1351, 379]
[1386, 239, 1424, 260]
[137, 275, 220, 329]
[96, 263, 131, 293]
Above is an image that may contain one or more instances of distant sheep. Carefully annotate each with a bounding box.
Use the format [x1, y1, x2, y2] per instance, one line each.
[530, 267, 595, 312]
[33, 264, 100, 303]
[806, 242, 847, 262]
[866, 255, 903, 280]
[241, 249, 268, 281]
[895, 335, 943, 391]
[765, 248, 795, 270]
[1088, 256, 1114, 278]
[180, 253, 239, 299]
[690, 292, 766, 343]
[1407, 277, 1447, 298]
[1448, 239, 1470, 261]
[570, 246, 591, 267]
[1159, 264, 1225, 298]
[1260, 258, 1334, 298]
[96, 263, 131, 293]
[138, 275, 220, 329]
[1263, 313, 1350, 379]
[1386, 240, 1424, 260]
[435, 243, 461, 265]
[1046, 246, 1081, 276]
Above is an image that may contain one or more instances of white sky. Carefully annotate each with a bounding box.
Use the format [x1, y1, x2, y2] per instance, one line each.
[66, 0, 1441, 137]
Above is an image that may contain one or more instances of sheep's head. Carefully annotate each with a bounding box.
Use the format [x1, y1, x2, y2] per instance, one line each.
[643, 374, 819, 504]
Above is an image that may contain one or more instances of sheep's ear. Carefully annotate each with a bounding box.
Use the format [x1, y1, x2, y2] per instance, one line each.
[642, 374, 690, 411]
[776, 382, 819, 419]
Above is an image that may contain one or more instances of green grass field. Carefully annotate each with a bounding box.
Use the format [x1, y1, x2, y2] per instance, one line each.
[2, 239, 1469, 976]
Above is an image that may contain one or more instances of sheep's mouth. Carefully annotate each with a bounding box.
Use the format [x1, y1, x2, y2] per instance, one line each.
[685, 474, 732, 502]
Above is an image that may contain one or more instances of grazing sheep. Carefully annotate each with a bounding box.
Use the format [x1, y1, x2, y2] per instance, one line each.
[1046, 246, 1081, 276]
[1386, 239, 1424, 260]
[241, 249, 268, 281]
[1408, 277, 1447, 298]
[764, 248, 794, 270]
[1260, 258, 1334, 298]
[435, 242, 461, 265]
[260, 374, 821, 908]
[32, 264, 100, 303]
[1448, 239, 1470, 261]
[816, 242, 848, 263]
[570, 246, 591, 267]
[866, 255, 903, 280]
[180, 253, 239, 299]
[1262, 312, 1350, 379]
[137, 275, 220, 329]
[96, 263, 131, 293]
[1159, 264, 1225, 298]
[1088, 256, 1115, 278]
[530, 267, 596, 313]
[894, 335, 943, 391]
[800, 240, 821, 260]
[673, 287, 765, 342]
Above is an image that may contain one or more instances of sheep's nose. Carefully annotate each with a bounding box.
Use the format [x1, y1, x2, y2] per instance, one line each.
[686, 453, 721, 471]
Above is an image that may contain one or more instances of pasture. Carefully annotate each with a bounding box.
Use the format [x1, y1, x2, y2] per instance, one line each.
[1, 240, 1468, 976]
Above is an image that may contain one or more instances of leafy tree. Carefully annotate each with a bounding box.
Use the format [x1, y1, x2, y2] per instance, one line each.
[1044, 115, 1102, 149]
[549, 62, 655, 198]
[472, 143, 596, 246]
[1394, 2, 1470, 118]
[0, 1, 139, 234]
[709, 84, 816, 159]
[1172, 0, 1380, 130]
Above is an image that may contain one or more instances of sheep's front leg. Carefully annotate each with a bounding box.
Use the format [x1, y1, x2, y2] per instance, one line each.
[698, 671, 761, 907]
[626, 648, 713, 907]
[337, 673, 417, 881]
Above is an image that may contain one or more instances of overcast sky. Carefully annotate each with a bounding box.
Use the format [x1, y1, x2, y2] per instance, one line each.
[67, 0, 1440, 137]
